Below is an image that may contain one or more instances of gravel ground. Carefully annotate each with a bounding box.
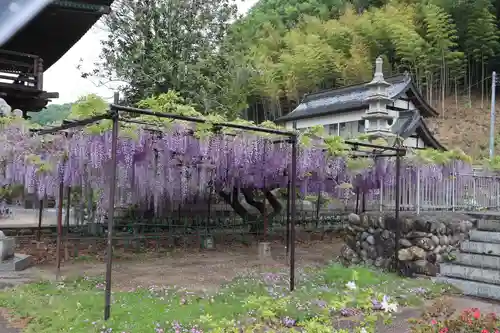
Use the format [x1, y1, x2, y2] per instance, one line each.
[0, 320, 19, 333]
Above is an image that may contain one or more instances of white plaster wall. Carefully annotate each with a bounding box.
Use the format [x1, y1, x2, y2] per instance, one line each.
[283, 95, 428, 149]
[393, 94, 416, 110]
[403, 137, 425, 148]
[284, 109, 367, 130]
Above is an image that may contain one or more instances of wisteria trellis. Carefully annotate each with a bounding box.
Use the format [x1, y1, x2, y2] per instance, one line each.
[0, 110, 477, 215]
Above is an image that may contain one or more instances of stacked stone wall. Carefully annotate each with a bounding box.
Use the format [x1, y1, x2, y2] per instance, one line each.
[340, 212, 475, 275]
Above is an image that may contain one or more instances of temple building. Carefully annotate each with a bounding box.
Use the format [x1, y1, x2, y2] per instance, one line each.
[0, 0, 112, 118]
[275, 57, 445, 150]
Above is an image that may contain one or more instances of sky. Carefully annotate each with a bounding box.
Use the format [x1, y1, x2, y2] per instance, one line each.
[43, 0, 258, 104]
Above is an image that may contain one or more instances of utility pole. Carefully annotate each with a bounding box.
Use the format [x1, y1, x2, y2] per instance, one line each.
[490, 71, 497, 159]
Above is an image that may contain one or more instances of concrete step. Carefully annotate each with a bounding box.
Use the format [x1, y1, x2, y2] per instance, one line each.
[455, 253, 500, 270]
[470, 230, 500, 244]
[461, 241, 500, 256]
[478, 219, 500, 232]
[467, 212, 500, 221]
[440, 263, 500, 286]
[435, 276, 500, 301]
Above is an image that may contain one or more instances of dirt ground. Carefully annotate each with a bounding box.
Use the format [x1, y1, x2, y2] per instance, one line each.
[31, 238, 344, 291]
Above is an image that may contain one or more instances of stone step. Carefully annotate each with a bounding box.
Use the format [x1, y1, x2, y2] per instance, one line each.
[440, 263, 500, 286]
[434, 276, 500, 301]
[455, 253, 500, 270]
[469, 230, 500, 244]
[467, 212, 500, 222]
[478, 219, 500, 232]
[461, 241, 500, 256]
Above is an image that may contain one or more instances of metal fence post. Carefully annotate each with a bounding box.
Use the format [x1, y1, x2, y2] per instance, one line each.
[451, 165, 456, 212]
[497, 176, 500, 210]
[416, 167, 420, 215]
[379, 178, 383, 212]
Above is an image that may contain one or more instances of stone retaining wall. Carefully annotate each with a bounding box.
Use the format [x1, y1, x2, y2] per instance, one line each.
[340, 212, 475, 276]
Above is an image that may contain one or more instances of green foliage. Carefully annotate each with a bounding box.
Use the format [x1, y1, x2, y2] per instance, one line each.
[27, 103, 72, 126]
[68, 94, 108, 120]
[463, 0, 499, 63]
[68, 94, 111, 135]
[411, 148, 472, 165]
[92, 0, 242, 118]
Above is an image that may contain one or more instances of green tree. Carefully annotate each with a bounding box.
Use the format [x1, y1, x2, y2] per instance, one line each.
[420, 3, 463, 113]
[90, 0, 240, 116]
[463, 0, 499, 107]
[27, 103, 72, 126]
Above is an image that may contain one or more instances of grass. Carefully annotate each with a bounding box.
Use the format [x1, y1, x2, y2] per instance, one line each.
[0, 263, 454, 333]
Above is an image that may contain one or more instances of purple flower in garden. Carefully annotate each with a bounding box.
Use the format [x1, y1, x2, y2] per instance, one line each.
[312, 299, 328, 308]
[340, 308, 361, 317]
[262, 273, 282, 284]
[372, 299, 383, 310]
[409, 287, 427, 295]
[154, 322, 164, 333]
[281, 316, 296, 327]
[172, 321, 182, 333]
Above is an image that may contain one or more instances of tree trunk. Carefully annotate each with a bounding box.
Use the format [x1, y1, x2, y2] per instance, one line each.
[481, 57, 485, 109]
[218, 186, 284, 234]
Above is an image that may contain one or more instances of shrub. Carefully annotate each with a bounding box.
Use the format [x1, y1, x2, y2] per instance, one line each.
[410, 300, 500, 333]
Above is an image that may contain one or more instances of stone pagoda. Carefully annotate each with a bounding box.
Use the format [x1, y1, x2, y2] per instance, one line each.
[362, 56, 396, 138]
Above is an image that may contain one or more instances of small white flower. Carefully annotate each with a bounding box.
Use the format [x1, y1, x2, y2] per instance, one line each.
[346, 281, 357, 290]
[360, 328, 368, 333]
[380, 295, 398, 313]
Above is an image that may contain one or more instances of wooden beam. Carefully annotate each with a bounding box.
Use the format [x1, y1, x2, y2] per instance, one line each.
[51, 1, 111, 14]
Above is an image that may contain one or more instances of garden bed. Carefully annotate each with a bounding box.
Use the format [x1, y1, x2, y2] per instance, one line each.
[0, 263, 454, 333]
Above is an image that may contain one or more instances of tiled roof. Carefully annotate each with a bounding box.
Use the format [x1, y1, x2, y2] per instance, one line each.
[3, 0, 113, 70]
[391, 110, 445, 150]
[276, 74, 438, 122]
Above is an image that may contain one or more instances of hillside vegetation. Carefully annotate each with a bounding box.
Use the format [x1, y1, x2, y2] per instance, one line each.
[427, 96, 498, 158]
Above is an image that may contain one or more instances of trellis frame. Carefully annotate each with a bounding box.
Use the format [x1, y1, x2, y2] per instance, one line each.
[34, 97, 299, 320]
[30, 99, 409, 319]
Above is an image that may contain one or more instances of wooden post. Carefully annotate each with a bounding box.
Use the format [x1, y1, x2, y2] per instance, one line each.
[35, 57, 43, 90]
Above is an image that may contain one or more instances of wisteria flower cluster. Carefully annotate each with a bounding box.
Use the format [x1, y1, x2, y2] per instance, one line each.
[0, 98, 477, 214]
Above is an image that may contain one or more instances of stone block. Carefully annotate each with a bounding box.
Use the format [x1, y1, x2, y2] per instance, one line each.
[440, 263, 500, 285]
[0, 254, 32, 272]
[461, 241, 500, 256]
[477, 219, 500, 232]
[466, 212, 500, 221]
[0, 238, 14, 261]
[434, 276, 500, 301]
[13, 254, 32, 271]
[258, 242, 271, 260]
[455, 253, 500, 270]
[469, 230, 500, 244]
